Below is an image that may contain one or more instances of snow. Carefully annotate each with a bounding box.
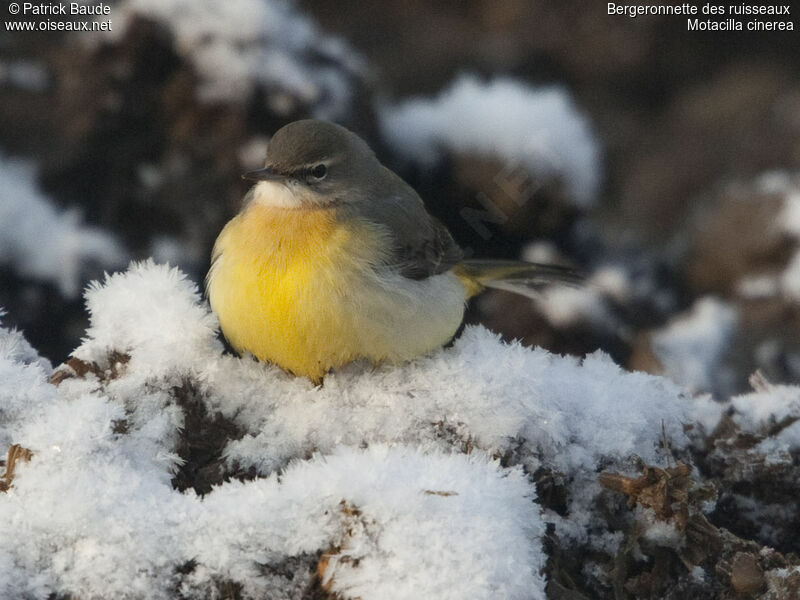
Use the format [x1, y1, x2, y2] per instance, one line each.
[743, 171, 800, 301]
[758, 170, 800, 235]
[780, 252, 800, 300]
[689, 372, 800, 466]
[0, 59, 48, 92]
[690, 394, 726, 435]
[651, 297, 738, 396]
[287, 447, 546, 600]
[238, 136, 271, 171]
[731, 382, 800, 442]
[527, 264, 630, 329]
[0, 321, 55, 452]
[0, 260, 698, 599]
[772, 173, 800, 300]
[737, 274, 780, 299]
[779, 186, 800, 239]
[379, 75, 601, 207]
[4, 436, 542, 599]
[0, 154, 126, 297]
[96, 0, 365, 118]
[690, 566, 707, 583]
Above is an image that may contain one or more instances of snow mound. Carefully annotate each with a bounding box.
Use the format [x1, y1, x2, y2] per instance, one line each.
[0, 155, 127, 297]
[0, 261, 696, 599]
[379, 75, 601, 207]
[101, 0, 365, 118]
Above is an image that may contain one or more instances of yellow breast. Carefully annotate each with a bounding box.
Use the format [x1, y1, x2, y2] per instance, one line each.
[207, 203, 468, 383]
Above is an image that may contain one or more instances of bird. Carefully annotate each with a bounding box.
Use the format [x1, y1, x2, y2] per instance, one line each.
[206, 119, 579, 383]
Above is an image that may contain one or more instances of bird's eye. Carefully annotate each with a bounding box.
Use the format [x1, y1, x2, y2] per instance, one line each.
[311, 164, 327, 180]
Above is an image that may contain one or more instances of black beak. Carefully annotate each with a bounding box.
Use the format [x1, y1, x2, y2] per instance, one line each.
[242, 166, 286, 182]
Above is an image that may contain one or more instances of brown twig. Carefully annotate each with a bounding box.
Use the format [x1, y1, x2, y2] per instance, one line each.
[0, 444, 33, 492]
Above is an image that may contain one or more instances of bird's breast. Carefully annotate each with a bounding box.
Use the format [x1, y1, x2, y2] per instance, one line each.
[206, 203, 467, 381]
[206, 204, 373, 377]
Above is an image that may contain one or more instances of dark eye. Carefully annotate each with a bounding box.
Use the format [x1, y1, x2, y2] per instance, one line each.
[311, 164, 327, 180]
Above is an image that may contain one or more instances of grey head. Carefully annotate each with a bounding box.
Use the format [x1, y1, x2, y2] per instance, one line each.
[243, 119, 464, 280]
[243, 119, 383, 205]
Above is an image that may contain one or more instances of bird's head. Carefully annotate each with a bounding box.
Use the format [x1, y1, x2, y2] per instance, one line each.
[243, 119, 381, 208]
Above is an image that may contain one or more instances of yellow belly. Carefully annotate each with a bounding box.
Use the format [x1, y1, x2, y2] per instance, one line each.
[206, 204, 468, 382]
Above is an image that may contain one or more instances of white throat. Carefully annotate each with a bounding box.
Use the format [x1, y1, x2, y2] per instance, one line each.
[252, 180, 304, 208]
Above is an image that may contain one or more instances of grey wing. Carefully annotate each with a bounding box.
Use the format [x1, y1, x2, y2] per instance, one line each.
[363, 167, 463, 280]
[393, 215, 464, 280]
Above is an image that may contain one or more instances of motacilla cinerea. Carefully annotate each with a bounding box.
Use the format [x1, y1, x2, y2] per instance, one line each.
[206, 120, 577, 383]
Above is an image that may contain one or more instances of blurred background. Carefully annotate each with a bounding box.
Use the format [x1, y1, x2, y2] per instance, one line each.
[1, 0, 798, 399]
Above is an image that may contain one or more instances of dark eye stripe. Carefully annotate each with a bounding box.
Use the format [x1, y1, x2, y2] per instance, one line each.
[292, 164, 328, 180]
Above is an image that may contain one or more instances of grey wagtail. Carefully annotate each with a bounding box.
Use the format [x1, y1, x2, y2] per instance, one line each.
[206, 120, 578, 383]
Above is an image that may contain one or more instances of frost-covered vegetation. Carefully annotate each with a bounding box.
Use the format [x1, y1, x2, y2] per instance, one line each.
[0, 262, 678, 598]
[1, 262, 800, 598]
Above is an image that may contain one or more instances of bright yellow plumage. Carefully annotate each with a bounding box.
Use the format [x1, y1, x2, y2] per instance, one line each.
[206, 202, 469, 383]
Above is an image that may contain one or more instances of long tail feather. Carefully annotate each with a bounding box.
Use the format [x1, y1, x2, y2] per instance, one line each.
[454, 259, 583, 300]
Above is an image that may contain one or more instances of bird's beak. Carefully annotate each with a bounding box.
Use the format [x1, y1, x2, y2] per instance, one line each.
[242, 166, 286, 182]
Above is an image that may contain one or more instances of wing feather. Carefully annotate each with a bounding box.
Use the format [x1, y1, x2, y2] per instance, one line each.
[351, 166, 464, 280]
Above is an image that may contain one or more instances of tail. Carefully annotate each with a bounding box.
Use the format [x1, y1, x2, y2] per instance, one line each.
[453, 259, 582, 300]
